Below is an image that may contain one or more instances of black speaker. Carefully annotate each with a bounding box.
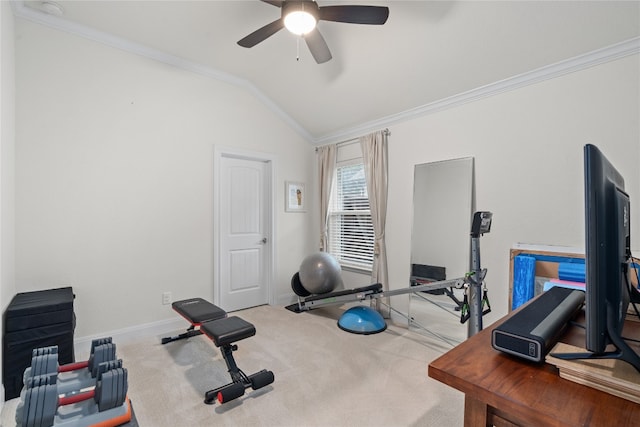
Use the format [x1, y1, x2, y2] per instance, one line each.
[492, 286, 584, 363]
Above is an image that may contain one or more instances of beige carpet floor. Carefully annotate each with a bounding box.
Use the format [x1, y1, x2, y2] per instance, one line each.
[2, 303, 465, 427]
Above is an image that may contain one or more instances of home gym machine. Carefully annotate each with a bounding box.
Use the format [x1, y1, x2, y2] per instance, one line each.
[465, 211, 493, 336]
[286, 211, 493, 338]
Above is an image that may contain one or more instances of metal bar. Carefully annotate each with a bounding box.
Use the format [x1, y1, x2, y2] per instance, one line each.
[412, 292, 461, 319]
[377, 299, 459, 348]
[468, 236, 483, 337]
[382, 278, 465, 297]
[314, 128, 390, 151]
[315, 137, 358, 152]
[294, 277, 464, 311]
[297, 289, 380, 311]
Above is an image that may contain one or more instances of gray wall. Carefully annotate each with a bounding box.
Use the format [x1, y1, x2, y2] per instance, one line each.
[14, 20, 317, 337]
[10, 16, 640, 339]
[1, 0, 17, 405]
[384, 55, 640, 323]
[336, 55, 639, 329]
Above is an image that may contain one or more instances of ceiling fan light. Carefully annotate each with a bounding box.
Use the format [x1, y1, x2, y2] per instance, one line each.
[284, 11, 317, 35]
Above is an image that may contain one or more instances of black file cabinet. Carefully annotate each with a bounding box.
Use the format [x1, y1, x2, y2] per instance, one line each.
[3, 287, 75, 400]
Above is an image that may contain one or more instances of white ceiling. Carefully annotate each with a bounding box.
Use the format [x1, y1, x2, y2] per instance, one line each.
[15, 1, 640, 143]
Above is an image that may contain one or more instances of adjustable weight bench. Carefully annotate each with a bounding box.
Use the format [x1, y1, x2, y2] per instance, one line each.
[161, 298, 274, 405]
[161, 298, 227, 344]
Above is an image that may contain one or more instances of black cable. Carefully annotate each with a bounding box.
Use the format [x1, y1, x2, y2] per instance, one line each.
[568, 320, 585, 329]
[622, 336, 640, 344]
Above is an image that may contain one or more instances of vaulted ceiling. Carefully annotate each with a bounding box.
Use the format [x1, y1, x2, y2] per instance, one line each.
[15, 1, 640, 143]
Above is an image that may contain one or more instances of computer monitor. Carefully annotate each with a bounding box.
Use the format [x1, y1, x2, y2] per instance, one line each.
[554, 144, 640, 371]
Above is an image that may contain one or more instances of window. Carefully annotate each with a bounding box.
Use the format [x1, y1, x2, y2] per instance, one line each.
[327, 162, 374, 271]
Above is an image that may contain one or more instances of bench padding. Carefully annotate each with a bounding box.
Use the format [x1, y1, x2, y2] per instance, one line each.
[201, 316, 256, 347]
[172, 298, 227, 324]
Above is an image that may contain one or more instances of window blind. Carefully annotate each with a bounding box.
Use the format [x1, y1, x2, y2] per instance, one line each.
[328, 163, 374, 270]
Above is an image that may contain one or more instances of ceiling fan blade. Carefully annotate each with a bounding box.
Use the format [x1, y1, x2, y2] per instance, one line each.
[260, 0, 284, 7]
[304, 28, 332, 64]
[238, 19, 285, 48]
[319, 5, 389, 25]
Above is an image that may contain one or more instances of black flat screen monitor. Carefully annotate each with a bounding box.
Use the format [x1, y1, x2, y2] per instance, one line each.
[553, 144, 639, 371]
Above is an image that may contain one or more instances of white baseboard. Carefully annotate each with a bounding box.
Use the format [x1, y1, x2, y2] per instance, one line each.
[75, 297, 306, 353]
[73, 317, 184, 356]
[73, 297, 303, 355]
[276, 292, 297, 307]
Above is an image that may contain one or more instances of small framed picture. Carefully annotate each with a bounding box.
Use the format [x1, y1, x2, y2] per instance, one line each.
[285, 181, 306, 212]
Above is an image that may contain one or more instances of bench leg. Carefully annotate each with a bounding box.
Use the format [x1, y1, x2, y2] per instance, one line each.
[204, 344, 275, 405]
[161, 326, 203, 345]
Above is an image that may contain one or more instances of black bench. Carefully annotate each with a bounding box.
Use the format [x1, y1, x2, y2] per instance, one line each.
[161, 298, 227, 344]
[161, 299, 274, 404]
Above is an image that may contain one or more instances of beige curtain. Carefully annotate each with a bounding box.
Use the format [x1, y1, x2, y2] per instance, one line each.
[317, 144, 337, 251]
[360, 130, 389, 294]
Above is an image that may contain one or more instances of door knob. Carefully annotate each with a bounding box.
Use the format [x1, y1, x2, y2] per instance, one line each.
[261, 237, 267, 244]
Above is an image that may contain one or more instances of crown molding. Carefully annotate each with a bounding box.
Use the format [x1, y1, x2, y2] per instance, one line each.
[10, 1, 314, 143]
[11, 1, 639, 146]
[313, 36, 640, 145]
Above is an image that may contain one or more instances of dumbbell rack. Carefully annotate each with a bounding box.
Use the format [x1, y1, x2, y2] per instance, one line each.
[24, 339, 117, 397]
[15, 341, 133, 427]
[18, 373, 131, 427]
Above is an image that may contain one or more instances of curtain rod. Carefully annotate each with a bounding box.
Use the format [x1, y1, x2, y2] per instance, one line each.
[315, 128, 390, 152]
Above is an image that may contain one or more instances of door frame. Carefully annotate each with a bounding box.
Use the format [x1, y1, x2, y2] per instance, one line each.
[213, 145, 277, 308]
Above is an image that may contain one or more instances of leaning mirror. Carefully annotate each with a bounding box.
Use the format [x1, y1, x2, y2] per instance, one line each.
[409, 157, 474, 345]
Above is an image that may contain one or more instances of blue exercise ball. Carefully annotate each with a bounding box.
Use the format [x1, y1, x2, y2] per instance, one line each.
[338, 306, 387, 335]
[299, 252, 343, 295]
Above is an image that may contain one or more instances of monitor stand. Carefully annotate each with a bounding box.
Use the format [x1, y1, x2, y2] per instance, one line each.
[551, 307, 640, 373]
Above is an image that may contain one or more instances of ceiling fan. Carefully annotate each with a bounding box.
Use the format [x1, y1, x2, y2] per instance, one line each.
[238, 0, 390, 64]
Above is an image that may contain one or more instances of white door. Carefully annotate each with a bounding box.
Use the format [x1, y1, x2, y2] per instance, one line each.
[218, 156, 270, 312]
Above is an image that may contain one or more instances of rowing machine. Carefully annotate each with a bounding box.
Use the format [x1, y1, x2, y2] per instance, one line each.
[285, 277, 466, 314]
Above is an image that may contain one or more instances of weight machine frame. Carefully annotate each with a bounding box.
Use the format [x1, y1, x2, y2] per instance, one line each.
[286, 212, 493, 339]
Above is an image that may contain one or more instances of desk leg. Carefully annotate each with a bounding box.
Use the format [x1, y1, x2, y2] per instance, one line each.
[464, 395, 489, 427]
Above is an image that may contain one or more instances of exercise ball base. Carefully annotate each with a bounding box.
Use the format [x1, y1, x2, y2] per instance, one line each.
[337, 306, 387, 335]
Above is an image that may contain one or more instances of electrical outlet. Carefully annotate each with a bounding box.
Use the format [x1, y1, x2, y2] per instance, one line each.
[162, 292, 172, 305]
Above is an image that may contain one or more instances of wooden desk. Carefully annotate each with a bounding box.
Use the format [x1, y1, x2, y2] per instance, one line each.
[428, 311, 640, 426]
